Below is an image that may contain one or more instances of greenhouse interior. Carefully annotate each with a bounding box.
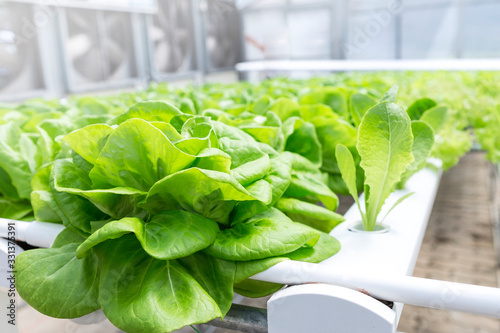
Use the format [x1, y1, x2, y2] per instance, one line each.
[0, 0, 500, 332]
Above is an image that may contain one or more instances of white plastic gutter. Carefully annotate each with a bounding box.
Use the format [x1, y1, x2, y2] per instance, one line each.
[235, 59, 500, 72]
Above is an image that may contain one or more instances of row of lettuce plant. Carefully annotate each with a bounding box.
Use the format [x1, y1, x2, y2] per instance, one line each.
[15, 101, 349, 332]
[0, 73, 484, 332]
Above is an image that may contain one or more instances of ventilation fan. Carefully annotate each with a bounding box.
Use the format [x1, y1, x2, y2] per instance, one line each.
[0, 3, 44, 95]
[64, 8, 137, 87]
[151, 0, 195, 74]
[204, 0, 242, 69]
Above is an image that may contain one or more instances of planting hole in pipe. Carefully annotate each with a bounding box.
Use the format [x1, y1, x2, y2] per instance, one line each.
[348, 222, 390, 234]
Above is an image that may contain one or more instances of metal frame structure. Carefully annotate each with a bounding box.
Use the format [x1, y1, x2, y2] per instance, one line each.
[143, 0, 202, 85]
[199, 0, 243, 74]
[0, 3, 61, 102]
[0, 0, 242, 101]
[55, 7, 148, 94]
[129, 0, 242, 87]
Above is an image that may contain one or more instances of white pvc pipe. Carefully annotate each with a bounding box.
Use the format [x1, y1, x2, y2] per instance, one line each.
[251, 260, 500, 318]
[235, 59, 500, 72]
[0, 219, 64, 248]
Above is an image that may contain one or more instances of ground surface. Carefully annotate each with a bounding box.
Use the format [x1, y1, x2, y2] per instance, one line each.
[15, 152, 500, 333]
[397, 151, 500, 333]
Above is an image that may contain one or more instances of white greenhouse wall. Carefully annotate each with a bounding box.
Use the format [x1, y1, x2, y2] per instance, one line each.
[240, 0, 500, 61]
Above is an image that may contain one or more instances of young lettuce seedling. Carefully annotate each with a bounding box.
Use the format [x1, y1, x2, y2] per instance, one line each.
[397, 97, 444, 189]
[397, 120, 435, 189]
[336, 101, 416, 231]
